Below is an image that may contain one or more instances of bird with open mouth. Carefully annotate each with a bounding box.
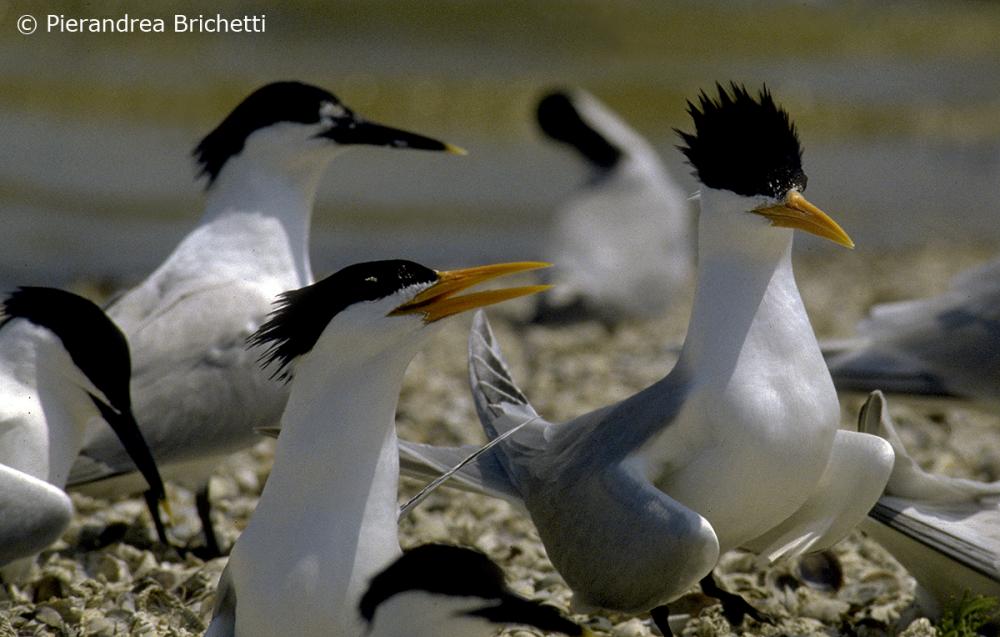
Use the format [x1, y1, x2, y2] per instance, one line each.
[205, 258, 550, 637]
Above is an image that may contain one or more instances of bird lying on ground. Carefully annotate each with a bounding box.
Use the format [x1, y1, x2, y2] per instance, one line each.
[857, 390, 1000, 616]
[827, 257, 1000, 405]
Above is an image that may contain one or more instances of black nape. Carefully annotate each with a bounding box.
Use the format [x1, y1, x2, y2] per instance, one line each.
[537, 90, 623, 171]
[193, 81, 347, 185]
[249, 260, 438, 381]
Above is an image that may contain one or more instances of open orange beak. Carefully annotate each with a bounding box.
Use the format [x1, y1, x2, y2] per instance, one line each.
[389, 262, 552, 323]
[752, 190, 854, 249]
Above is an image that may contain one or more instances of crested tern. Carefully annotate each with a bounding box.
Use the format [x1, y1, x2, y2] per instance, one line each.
[205, 259, 549, 637]
[65, 81, 461, 555]
[533, 89, 692, 323]
[857, 391, 1000, 615]
[0, 287, 166, 580]
[360, 543, 587, 637]
[400, 84, 896, 631]
[827, 257, 1000, 404]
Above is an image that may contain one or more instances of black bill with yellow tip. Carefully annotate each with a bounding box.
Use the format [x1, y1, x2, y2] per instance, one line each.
[320, 118, 466, 154]
[752, 190, 854, 249]
[91, 399, 172, 538]
[390, 262, 551, 322]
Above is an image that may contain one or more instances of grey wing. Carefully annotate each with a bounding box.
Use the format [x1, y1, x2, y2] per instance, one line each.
[530, 460, 718, 613]
[204, 562, 237, 637]
[68, 280, 288, 487]
[467, 310, 555, 490]
[827, 264, 1000, 401]
[0, 465, 73, 566]
[468, 309, 537, 432]
[862, 499, 1000, 602]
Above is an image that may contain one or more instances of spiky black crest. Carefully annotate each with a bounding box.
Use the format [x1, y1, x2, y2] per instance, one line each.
[193, 81, 347, 186]
[359, 544, 584, 635]
[676, 82, 806, 199]
[537, 89, 622, 170]
[248, 260, 438, 381]
[1, 287, 131, 412]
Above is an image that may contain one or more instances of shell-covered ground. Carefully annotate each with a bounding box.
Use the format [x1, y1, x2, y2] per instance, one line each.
[3, 243, 1000, 636]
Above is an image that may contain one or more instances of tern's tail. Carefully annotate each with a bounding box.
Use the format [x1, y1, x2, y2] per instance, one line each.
[397, 311, 544, 505]
[397, 440, 523, 504]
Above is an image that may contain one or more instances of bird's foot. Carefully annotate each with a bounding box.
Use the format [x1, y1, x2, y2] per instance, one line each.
[699, 574, 773, 628]
[650, 605, 674, 637]
[195, 483, 225, 558]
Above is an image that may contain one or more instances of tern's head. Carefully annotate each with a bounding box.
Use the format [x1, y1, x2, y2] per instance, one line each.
[193, 81, 463, 188]
[359, 544, 588, 637]
[0, 288, 166, 499]
[677, 83, 852, 249]
[2, 287, 131, 415]
[537, 90, 624, 172]
[250, 260, 549, 381]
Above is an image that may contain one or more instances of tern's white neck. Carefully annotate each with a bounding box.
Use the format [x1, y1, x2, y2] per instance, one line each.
[678, 189, 807, 375]
[200, 153, 334, 284]
[0, 322, 101, 486]
[237, 332, 419, 635]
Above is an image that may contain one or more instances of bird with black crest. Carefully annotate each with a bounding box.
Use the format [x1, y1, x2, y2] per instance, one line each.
[399, 83, 896, 633]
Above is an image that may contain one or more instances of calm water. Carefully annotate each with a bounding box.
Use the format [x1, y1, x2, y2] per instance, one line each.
[2, 0, 1000, 291]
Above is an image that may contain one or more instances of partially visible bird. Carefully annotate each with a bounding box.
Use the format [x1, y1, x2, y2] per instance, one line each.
[360, 543, 588, 637]
[826, 257, 1000, 404]
[400, 84, 895, 633]
[533, 88, 692, 323]
[205, 259, 549, 637]
[857, 391, 1000, 616]
[66, 81, 462, 555]
[0, 287, 166, 580]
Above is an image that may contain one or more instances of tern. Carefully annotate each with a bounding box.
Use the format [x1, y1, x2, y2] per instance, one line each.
[827, 257, 1000, 404]
[205, 259, 550, 637]
[65, 81, 461, 555]
[0, 287, 166, 581]
[400, 84, 896, 632]
[360, 543, 588, 637]
[856, 391, 1000, 615]
[533, 89, 692, 323]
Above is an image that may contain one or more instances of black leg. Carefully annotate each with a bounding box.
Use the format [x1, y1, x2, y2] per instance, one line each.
[143, 489, 169, 545]
[699, 573, 772, 627]
[650, 605, 674, 637]
[196, 482, 224, 558]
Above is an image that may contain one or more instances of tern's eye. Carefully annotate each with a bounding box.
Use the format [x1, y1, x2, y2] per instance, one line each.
[365, 276, 378, 284]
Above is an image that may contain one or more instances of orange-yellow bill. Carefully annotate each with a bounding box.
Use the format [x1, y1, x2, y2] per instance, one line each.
[752, 191, 854, 249]
[389, 261, 552, 322]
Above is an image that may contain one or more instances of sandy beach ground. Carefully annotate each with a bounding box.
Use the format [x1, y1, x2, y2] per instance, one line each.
[3, 243, 1000, 636]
